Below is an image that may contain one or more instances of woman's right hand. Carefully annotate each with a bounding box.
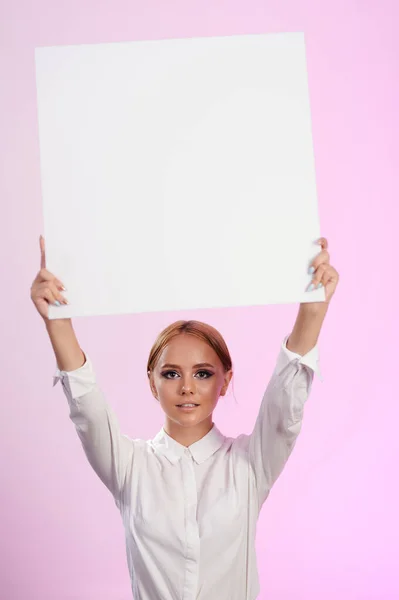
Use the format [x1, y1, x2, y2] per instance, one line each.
[30, 236, 69, 321]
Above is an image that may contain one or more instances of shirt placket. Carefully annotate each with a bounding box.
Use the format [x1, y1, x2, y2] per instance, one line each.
[181, 448, 200, 599]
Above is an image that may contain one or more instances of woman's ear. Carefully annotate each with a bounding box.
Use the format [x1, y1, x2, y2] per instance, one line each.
[148, 370, 158, 400]
[220, 369, 233, 396]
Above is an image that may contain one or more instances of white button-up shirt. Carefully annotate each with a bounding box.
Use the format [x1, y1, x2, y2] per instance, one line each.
[53, 334, 322, 600]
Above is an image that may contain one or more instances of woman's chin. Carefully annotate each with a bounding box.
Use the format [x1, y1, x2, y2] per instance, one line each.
[169, 408, 210, 428]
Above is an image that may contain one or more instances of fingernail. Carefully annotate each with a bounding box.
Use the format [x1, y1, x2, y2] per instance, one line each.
[307, 283, 315, 292]
[54, 300, 61, 307]
[317, 282, 323, 289]
[308, 266, 315, 275]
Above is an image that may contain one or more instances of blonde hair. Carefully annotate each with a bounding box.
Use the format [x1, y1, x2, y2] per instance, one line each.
[147, 320, 233, 375]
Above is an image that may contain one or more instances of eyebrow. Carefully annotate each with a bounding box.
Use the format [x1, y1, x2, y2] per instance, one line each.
[160, 362, 216, 370]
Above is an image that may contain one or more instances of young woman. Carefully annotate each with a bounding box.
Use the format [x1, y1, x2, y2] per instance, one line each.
[31, 235, 339, 600]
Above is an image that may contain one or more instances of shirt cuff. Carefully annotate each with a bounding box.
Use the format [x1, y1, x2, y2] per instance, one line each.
[275, 334, 323, 382]
[53, 353, 97, 397]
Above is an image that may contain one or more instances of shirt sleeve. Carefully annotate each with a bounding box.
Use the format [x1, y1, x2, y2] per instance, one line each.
[248, 334, 322, 510]
[53, 354, 134, 507]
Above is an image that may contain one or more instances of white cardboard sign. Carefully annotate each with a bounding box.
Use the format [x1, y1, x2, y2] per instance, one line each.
[35, 32, 325, 320]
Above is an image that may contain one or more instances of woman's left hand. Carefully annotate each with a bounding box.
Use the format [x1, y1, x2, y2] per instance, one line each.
[307, 237, 340, 305]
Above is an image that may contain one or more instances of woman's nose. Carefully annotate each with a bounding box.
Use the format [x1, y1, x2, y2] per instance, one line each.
[181, 379, 195, 393]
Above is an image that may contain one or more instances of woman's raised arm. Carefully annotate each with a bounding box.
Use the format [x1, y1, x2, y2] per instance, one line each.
[31, 236, 135, 505]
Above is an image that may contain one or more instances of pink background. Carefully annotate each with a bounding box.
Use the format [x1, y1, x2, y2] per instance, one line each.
[1, 1, 398, 599]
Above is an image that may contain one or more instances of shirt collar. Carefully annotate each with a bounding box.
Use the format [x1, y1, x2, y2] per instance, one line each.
[151, 424, 225, 465]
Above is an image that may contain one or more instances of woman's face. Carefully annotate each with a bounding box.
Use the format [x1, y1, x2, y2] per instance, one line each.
[148, 333, 232, 429]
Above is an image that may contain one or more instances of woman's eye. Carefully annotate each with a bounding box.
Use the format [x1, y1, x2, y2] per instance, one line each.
[162, 371, 178, 379]
[197, 370, 213, 379]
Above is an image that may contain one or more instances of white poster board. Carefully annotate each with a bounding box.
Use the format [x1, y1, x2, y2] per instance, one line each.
[35, 32, 325, 320]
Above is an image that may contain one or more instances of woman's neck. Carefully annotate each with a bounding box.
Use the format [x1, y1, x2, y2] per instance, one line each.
[163, 416, 214, 447]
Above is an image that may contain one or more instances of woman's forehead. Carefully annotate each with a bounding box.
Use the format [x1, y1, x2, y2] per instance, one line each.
[158, 334, 219, 366]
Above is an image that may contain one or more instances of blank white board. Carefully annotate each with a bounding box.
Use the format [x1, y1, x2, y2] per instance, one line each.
[35, 32, 325, 320]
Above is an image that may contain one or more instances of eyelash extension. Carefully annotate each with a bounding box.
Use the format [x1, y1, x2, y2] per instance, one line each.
[161, 370, 214, 380]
